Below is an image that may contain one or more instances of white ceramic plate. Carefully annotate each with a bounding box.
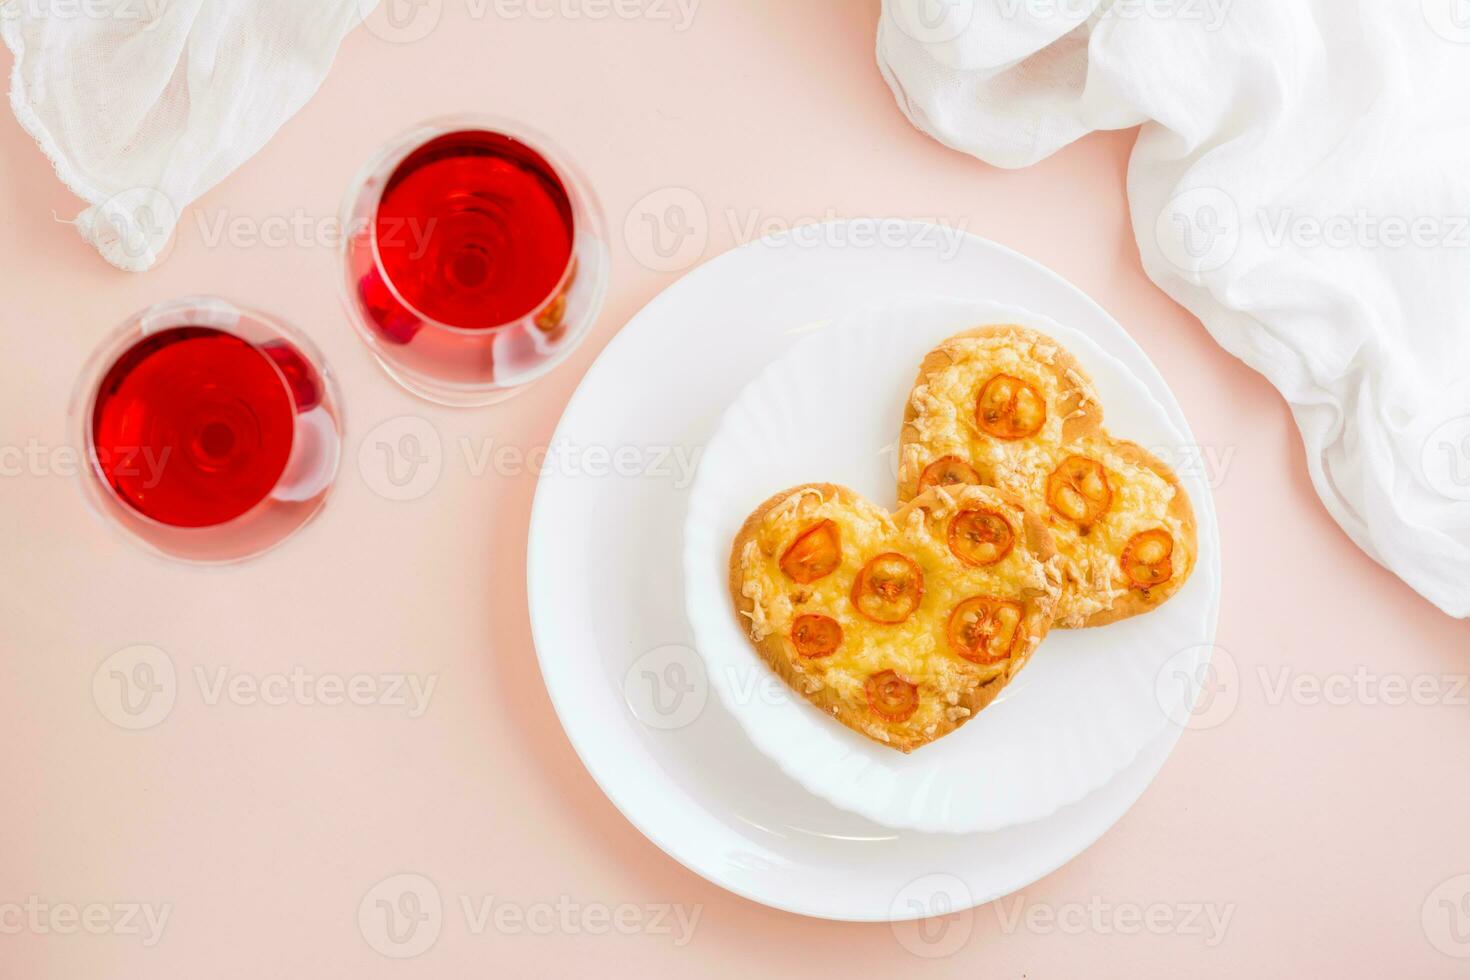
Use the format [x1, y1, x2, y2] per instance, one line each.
[682, 296, 1219, 833]
[527, 222, 1221, 921]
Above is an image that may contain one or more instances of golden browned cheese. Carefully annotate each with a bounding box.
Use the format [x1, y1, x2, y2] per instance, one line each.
[729, 483, 1062, 753]
[899, 325, 1197, 628]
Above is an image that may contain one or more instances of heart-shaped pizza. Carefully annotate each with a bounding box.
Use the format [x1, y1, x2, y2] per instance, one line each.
[728, 482, 1062, 753]
[898, 324, 1197, 628]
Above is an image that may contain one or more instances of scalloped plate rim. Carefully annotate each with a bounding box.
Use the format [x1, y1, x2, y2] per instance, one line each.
[682, 296, 1218, 833]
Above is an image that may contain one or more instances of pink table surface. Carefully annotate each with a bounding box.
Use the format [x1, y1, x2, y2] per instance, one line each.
[3, 2, 1470, 976]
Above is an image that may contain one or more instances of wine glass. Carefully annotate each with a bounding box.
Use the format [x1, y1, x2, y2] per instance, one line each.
[340, 115, 609, 407]
[71, 296, 343, 563]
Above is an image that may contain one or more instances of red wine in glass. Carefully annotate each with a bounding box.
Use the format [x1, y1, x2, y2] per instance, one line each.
[343, 117, 608, 406]
[376, 129, 573, 330]
[93, 327, 297, 528]
[75, 297, 341, 563]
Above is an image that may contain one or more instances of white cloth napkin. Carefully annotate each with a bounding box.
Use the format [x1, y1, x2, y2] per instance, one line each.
[2, 0, 373, 271]
[879, 0, 1470, 617]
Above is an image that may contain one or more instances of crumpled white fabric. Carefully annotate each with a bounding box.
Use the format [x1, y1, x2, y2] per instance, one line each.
[2, 0, 373, 271]
[879, 0, 1470, 617]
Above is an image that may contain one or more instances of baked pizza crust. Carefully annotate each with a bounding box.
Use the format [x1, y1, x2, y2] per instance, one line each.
[1079, 440, 1198, 627]
[898, 324, 1198, 629]
[728, 482, 1061, 753]
[898, 323, 1105, 500]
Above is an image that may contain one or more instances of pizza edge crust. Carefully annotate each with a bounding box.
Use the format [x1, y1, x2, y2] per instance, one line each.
[728, 481, 1060, 753]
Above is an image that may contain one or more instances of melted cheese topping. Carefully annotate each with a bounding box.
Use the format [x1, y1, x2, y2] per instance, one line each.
[994, 435, 1191, 623]
[738, 488, 1054, 745]
[906, 334, 1192, 626]
[907, 334, 1095, 481]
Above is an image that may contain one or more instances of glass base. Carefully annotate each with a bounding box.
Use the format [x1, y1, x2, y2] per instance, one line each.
[71, 296, 343, 565]
[372, 354, 530, 408]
